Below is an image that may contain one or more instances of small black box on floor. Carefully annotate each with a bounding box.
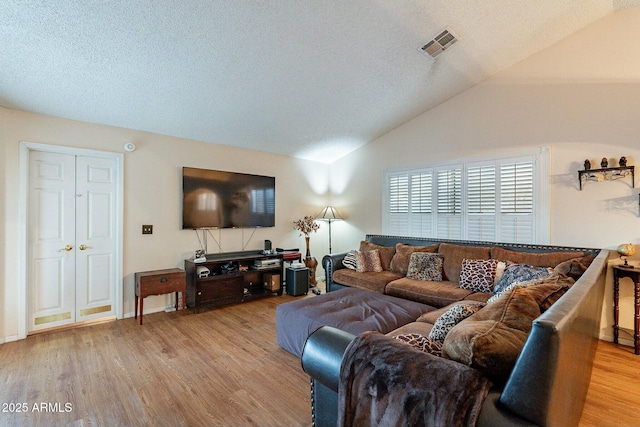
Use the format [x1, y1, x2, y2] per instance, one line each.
[286, 267, 309, 296]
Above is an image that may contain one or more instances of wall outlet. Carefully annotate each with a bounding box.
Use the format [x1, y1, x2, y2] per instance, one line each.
[142, 225, 153, 234]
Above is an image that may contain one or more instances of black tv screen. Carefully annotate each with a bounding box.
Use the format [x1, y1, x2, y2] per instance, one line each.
[182, 167, 275, 229]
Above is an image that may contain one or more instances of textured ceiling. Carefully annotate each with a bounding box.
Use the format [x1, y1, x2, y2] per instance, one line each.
[2, 1, 639, 163]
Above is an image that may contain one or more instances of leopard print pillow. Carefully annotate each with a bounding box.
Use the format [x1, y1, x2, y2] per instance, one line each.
[459, 258, 499, 293]
[406, 252, 444, 281]
[428, 303, 484, 342]
[355, 249, 383, 273]
[393, 333, 443, 356]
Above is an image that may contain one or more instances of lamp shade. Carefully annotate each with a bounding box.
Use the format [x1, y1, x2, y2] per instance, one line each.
[315, 206, 343, 221]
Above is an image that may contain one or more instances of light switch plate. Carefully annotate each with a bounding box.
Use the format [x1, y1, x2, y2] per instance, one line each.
[142, 225, 153, 234]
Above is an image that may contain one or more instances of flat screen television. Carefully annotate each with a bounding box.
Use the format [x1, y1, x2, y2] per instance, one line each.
[182, 167, 275, 229]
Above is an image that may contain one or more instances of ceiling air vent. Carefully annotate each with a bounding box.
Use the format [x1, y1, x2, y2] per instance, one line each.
[420, 27, 460, 59]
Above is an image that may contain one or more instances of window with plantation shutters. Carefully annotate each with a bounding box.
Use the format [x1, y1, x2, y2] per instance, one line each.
[499, 161, 535, 243]
[385, 171, 433, 237]
[387, 174, 409, 235]
[410, 172, 433, 236]
[383, 148, 549, 244]
[436, 168, 462, 239]
[467, 164, 496, 241]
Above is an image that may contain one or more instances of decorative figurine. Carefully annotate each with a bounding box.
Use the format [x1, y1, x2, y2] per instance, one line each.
[584, 159, 591, 170]
[619, 156, 627, 167]
[601, 157, 608, 168]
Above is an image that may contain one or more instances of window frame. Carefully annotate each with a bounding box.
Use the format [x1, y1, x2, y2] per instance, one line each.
[382, 147, 550, 244]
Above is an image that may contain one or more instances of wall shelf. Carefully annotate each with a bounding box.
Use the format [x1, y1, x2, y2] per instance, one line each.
[578, 165, 634, 190]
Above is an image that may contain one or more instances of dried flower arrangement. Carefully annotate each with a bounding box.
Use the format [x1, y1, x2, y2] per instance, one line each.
[293, 215, 320, 237]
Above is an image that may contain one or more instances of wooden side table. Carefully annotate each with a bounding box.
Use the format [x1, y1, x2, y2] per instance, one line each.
[612, 265, 640, 355]
[135, 268, 186, 325]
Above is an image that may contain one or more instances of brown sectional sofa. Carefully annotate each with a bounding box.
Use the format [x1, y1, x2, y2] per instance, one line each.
[327, 239, 585, 308]
[300, 234, 607, 427]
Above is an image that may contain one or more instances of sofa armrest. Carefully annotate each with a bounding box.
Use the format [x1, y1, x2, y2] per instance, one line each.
[301, 326, 355, 391]
[322, 253, 348, 292]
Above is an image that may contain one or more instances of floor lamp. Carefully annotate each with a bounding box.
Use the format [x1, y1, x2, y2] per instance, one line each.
[315, 206, 344, 254]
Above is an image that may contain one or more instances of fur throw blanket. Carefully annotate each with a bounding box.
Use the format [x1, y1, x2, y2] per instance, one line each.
[338, 331, 492, 427]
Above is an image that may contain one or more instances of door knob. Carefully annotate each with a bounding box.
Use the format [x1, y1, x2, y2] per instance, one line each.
[79, 244, 92, 250]
[59, 245, 73, 252]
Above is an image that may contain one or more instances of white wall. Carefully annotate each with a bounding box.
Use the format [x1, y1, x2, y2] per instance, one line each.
[1, 107, 329, 342]
[329, 7, 640, 342]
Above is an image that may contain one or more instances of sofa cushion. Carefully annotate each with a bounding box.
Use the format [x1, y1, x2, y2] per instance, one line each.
[406, 252, 444, 281]
[442, 287, 541, 384]
[387, 320, 434, 337]
[389, 243, 439, 275]
[459, 258, 500, 293]
[333, 269, 402, 293]
[354, 249, 383, 273]
[490, 246, 585, 268]
[428, 303, 484, 342]
[393, 333, 443, 356]
[438, 243, 491, 282]
[359, 241, 396, 271]
[385, 277, 473, 308]
[553, 255, 595, 280]
[493, 263, 551, 294]
[463, 292, 492, 303]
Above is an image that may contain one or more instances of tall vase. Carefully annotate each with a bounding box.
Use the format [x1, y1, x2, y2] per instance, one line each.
[304, 236, 318, 286]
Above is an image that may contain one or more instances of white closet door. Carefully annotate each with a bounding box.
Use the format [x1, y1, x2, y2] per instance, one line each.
[75, 155, 117, 321]
[28, 152, 118, 331]
[28, 152, 77, 331]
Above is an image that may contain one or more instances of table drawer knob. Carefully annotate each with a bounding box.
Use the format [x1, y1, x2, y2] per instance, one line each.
[161, 277, 168, 283]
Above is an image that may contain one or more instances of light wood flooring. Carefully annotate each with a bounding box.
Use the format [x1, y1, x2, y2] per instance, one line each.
[0, 292, 639, 427]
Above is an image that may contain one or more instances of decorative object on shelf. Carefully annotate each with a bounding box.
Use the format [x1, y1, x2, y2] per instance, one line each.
[620, 156, 628, 167]
[601, 157, 609, 168]
[578, 164, 635, 190]
[584, 159, 591, 170]
[315, 206, 344, 254]
[194, 249, 206, 263]
[617, 243, 636, 268]
[294, 215, 320, 286]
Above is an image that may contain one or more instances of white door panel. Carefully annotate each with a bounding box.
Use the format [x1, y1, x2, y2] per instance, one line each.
[29, 152, 76, 330]
[75, 156, 117, 321]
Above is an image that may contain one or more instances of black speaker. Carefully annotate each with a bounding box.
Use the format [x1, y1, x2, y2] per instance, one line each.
[286, 267, 309, 296]
[264, 240, 272, 252]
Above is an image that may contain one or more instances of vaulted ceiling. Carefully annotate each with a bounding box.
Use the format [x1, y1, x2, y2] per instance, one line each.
[2, 1, 639, 163]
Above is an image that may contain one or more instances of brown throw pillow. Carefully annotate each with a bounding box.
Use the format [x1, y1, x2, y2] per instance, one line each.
[359, 241, 396, 271]
[553, 255, 595, 280]
[490, 246, 585, 268]
[389, 243, 439, 275]
[442, 287, 541, 384]
[519, 273, 575, 311]
[355, 249, 383, 273]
